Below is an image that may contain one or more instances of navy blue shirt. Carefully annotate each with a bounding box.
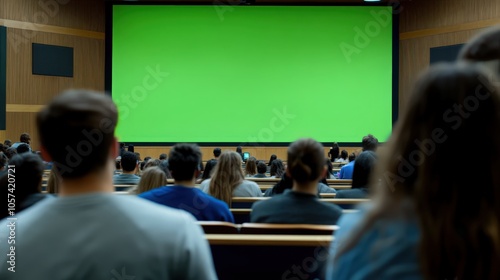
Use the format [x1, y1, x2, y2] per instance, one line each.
[139, 185, 234, 223]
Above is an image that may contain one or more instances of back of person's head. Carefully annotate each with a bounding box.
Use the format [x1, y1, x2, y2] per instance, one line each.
[5, 147, 17, 159]
[351, 151, 377, 189]
[7, 153, 44, 200]
[158, 159, 172, 179]
[127, 144, 134, 153]
[209, 151, 245, 205]
[268, 154, 277, 166]
[270, 159, 285, 178]
[159, 153, 167, 160]
[120, 152, 137, 172]
[36, 90, 117, 179]
[337, 62, 500, 279]
[115, 157, 121, 170]
[213, 148, 222, 158]
[168, 144, 201, 181]
[244, 156, 257, 176]
[459, 26, 500, 62]
[136, 167, 166, 194]
[144, 159, 161, 170]
[4, 139, 11, 147]
[236, 146, 242, 153]
[257, 161, 267, 174]
[119, 142, 125, 149]
[287, 138, 325, 184]
[140, 156, 152, 171]
[16, 143, 30, 154]
[134, 152, 141, 161]
[340, 150, 348, 160]
[348, 152, 356, 162]
[362, 134, 378, 151]
[331, 142, 340, 158]
[20, 133, 30, 143]
[0, 152, 7, 170]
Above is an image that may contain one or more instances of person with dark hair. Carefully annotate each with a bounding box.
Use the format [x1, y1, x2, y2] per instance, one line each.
[0, 90, 217, 280]
[328, 142, 340, 162]
[144, 158, 161, 170]
[335, 151, 376, 199]
[270, 159, 285, 178]
[158, 159, 172, 179]
[325, 158, 334, 179]
[335, 150, 348, 163]
[328, 63, 500, 279]
[236, 146, 243, 161]
[253, 161, 268, 178]
[134, 152, 141, 161]
[127, 144, 134, 153]
[140, 144, 234, 222]
[113, 151, 140, 185]
[362, 134, 378, 152]
[264, 172, 336, 197]
[0, 152, 7, 177]
[4, 139, 12, 147]
[267, 154, 277, 166]
[16, 143, 30, 154]
[5, 146, 17, 159]
[1, 153, 48, 219]
[202, 147, 221, 180]
[159, 153, 168, 160]
[244, 156, 258, 177]
[119, 142, 126, 157]
[339, 152, 356, 179]
[140, 156, 152, 171]
[11, 132, 32, 152]
[251, 138, 342, 224]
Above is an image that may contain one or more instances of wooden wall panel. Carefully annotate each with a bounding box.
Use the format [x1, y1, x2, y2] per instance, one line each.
[0, 0, 105, 32]
[6, 28, 105, 105]
[4, 112, 38, 149]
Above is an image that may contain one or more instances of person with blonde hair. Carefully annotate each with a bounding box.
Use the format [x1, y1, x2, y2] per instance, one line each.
[46, 165, 60, 194]
[132, 167, 166, 194]
[327, 63, 500, 279]
[200, 151, 262, 205]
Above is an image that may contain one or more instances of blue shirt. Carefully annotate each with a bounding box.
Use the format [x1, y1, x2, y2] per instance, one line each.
[339, 161, 355, 179]
[139, 185, 234, 223]
[326, 207, 421, 280]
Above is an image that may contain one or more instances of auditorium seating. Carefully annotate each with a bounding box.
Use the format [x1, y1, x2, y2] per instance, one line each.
[240, 223, 338, 235]
[197, 221, 240, 234]
[230, 208, 359, 224]
[231, 197, 368, 209]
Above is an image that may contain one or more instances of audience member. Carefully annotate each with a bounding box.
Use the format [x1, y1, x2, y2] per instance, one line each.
[1, 153, 48, 219]
[339, 152, 356, 179]
[16, 143, 30, 154]
[253, 161, 268, 178]
[134, 152, 141, 161]
[335, 150, 348, 163]
[112, 151, 140, 185]
[159, 153, 168, 160]
[328, 63, 500, 279]
[140, 144, 234, 222]
[119, 142, 126, 156]
[3, 139, 11, 147]
[0, 90, 217, 279]
[127, 144, 134, 153]
[244, 156, 257, 177]
[267, 154, 277, 166]
[5, 146, 17, 159]
[335, 151, 376, 199]
[158, 159, 172, 179]
[252, 139, 342, 224]
[201, 151, 262, 205]
[140, 156, 152, 171]
[325, 159, 334, 179]
[270, 159, 285, 178]
[264, 172, 336, 197]
[144, 158, 161, 170]
[114, 156, 122, 174]
[11, 132, 32, 152]
[362, 134, 378, 152]
[0, 152, 7, 177]
[132, 166, 166, 194]
[202, 147, 221, 180]
[328, 142, 340, 162]
[236, 146, 243, 161]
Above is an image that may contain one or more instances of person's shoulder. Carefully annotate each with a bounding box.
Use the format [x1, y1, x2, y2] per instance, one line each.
[113, 195, 195, 223]
[242, 180, 259, 187]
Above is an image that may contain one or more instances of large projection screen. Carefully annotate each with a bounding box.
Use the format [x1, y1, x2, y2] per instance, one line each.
[106, 3, 398, 146]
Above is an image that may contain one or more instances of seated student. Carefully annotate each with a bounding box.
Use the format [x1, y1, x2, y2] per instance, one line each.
[0, 90, 217, 280]
[5, 146, 17, 159]
[16, 143, 30, 154]
[270, 159, 285, 178]
[327, 63, 500, 279]
[140, 144, 234, 222]
[46, 165, 60, 194]
[335, 150, 348, 163]
[335, 151, 376, 199]
[202, 147, 221, 180]
[131, 167, 166, 195]
[1, 153, 49, 219]
[11, 132, 32, 152]
[244, 156, 258, 177]
[264, 172, 336, 197]
[325, 159, 334, 179]
[4, 139, 11, 148]
[362, 134, 378, 152]
[338, 152, 356, 179]
[0, 152, 7, 177]
[253, 161, 268, 178]
[236, 146, 244, 161]
[200, 151, 262, 205]
[159, 153, 168, 161]
[112, 151, 140, 185]
[251, 138, 342, 225]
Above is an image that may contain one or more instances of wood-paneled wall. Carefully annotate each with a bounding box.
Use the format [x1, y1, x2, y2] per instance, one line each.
[0, 0, 105, 149]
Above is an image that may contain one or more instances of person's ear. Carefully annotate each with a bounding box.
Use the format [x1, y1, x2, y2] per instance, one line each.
[40, 146, 52, 162]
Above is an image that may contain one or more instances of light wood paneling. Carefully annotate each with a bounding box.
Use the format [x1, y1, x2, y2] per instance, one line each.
[4, 112, 38, 149]
[6, 104, 45, 113]
[0, 19, 104, 39]
[0, 0, 105, 32]
[6, 28, 105, 105]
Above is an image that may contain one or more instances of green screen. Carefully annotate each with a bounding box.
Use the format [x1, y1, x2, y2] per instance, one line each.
[111, 5, 394, 144]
